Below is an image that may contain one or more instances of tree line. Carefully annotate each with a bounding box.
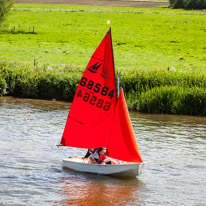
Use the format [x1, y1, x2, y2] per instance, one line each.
[169, 0, 206, 9]
[0, 0, 14, 26]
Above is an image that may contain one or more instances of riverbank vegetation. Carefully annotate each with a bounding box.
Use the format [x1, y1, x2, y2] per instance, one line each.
[1, 62, 206, 116]
[0, 3, 206, 116]
[0, 62, 82, 101]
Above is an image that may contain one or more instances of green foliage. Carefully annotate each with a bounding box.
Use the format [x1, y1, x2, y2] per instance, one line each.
[169, 0, 206, 9]
[0, 73, 7, 96]
[169, 0, 184, 8]
[120, 69, 206, 115]
[37, 72, 81, 101]
[0, 0, 14, 25]
[1, 62, 206, 116]
[138, 86, 206, 116]
[0, 62, 82, 100]
[121, 69, 206, 96]
[125, 89, 139, 111]
[186, 0, 206, 9]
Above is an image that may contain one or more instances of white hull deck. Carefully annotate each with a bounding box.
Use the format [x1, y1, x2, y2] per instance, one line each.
[63, 158, 144, 177]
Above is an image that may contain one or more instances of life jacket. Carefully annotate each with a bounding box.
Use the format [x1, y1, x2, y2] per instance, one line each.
[97, 154, 106, 163]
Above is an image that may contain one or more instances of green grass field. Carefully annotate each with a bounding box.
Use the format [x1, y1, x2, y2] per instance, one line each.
[0, 3, 206, 72]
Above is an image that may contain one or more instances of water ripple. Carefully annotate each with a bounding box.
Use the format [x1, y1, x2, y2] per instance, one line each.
[1, 97, 206, 206]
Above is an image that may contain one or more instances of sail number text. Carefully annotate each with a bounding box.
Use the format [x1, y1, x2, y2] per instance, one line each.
[80, 77, 114, 99]
[76, 89, 111, 111]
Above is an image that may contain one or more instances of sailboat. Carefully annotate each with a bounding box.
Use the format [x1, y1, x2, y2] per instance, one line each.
[59, 28, 144, 177]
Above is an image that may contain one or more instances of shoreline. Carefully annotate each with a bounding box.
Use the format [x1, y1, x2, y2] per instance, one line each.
[1, 62, 206, 116]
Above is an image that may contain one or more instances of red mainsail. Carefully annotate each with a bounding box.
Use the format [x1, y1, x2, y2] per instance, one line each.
[107, 89, 143, 163]
[61, 28, 117, 148]
[61, 29, 143, 163]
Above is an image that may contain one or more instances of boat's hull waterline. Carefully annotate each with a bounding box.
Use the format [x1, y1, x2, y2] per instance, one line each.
[63, 158, 144, 177]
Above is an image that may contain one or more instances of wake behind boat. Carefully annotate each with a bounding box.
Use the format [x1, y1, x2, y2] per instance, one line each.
[58, 28, 144, 177]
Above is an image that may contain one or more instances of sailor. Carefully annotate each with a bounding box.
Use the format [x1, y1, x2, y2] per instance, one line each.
[82, 148, 100, 159]
[89, 148, 116, 165]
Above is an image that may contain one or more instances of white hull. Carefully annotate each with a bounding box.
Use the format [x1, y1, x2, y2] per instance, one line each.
[62, 158, 144, 177]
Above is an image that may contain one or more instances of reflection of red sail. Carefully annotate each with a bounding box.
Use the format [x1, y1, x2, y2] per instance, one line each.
[61, 28, 117, 148]
[107, 89, 143, 163]
[56, 176, 142, 205]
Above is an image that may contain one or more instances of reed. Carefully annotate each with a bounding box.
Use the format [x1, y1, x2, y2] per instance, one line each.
[120, 69, 206, 114]
[0, 73, 7, 96]
[138, 86, 206, 116]
[1, 62, 206, 116]
[121, 69, 206, 95]
[0, 62, 83, 100]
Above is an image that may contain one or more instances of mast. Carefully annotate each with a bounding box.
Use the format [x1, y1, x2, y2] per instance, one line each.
[109, 27, 118, 102]
[117, 72, 120, 97]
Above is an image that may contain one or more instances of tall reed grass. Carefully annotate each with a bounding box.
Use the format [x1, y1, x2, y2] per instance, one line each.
[0, 73, 7, 96]
[1, 62, 206, 116]
[120, 69, 206, 116]
[0, 62, 83, 100]
[139, 86, 206, 116]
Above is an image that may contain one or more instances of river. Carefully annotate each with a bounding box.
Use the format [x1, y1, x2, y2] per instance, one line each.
[0, 97, 205, 206]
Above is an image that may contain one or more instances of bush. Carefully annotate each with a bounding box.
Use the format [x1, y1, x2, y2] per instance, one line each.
[0, 73, 7, 96]
[120, 69, 206, 98]
[0, 62, 82, 100]
[169, 0, 206, 9]
[139, 86, 206, 116]
[1, 62, 206, 116]
[125, 89, 139, 111]
[169, 0, 184, 8]
[37, 72, 80, 101]
[185, 0, 206, 9]
[0, 0, 14, 26]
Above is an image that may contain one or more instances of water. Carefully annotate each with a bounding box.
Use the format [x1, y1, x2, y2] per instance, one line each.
[0, 97, 205, 206]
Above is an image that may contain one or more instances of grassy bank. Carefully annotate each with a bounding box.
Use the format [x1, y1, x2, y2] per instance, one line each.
[0, 4, 206, 72]
[1, 4, 206, 116]
[0, 62, 83, 101]
[1, 62, 206, 116]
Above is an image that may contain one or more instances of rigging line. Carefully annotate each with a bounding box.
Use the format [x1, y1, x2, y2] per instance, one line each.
[58, 147, 69, 158]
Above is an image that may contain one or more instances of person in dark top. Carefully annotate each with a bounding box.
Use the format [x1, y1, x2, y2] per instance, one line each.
[88, 148, 116, 165]
[83, 148, 95, 158]
[82, 148, 100, 159]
